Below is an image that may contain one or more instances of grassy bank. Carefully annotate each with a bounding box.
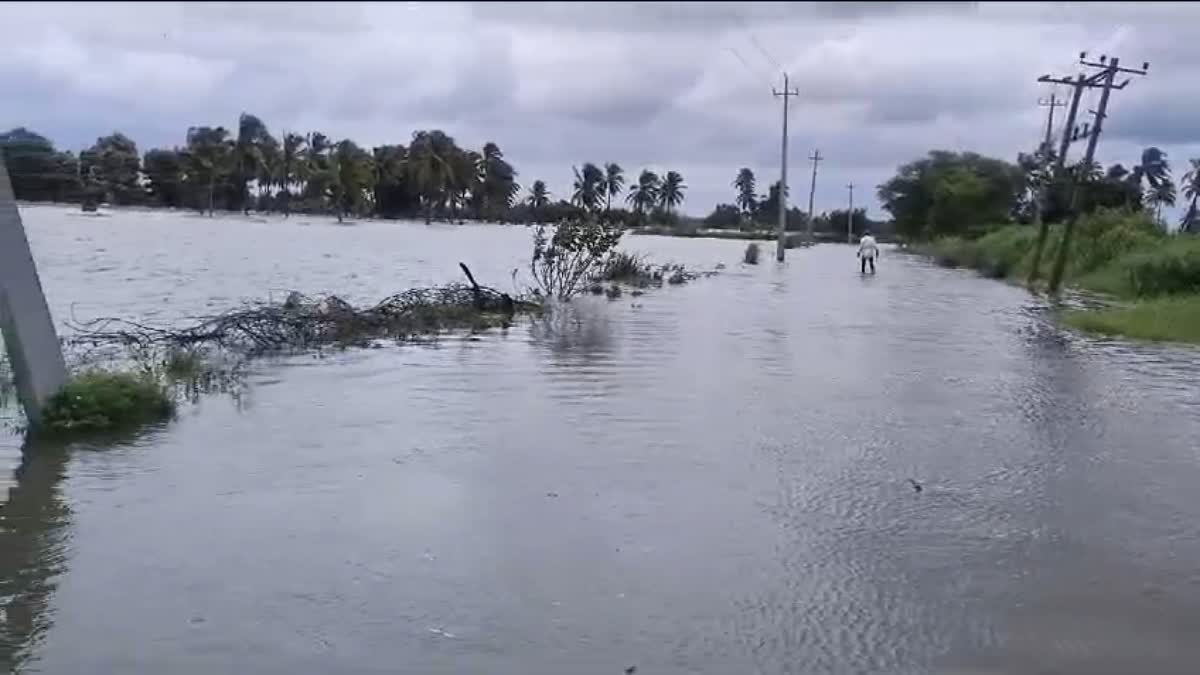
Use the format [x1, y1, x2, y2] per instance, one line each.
[917, 209, 1200, 344]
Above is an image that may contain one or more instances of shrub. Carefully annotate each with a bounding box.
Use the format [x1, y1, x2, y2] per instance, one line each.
[39, 370, 175, 434]
[1119, 238, 1200, 297]
[598, 251, 649, 282]
[743, 243, 760, 265]
[530, 218, 623, 299]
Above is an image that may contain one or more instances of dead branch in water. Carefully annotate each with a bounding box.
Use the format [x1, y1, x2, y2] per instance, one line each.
[66, 264, 539, 356]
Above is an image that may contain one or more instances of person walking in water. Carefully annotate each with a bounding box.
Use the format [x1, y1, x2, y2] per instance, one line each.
[857, 230, 879, 274]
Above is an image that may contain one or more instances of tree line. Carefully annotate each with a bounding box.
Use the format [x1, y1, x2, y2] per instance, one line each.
[877, 145, 1200, 239]
[701, 167, 890, 238]
[0, 116, 691, 226]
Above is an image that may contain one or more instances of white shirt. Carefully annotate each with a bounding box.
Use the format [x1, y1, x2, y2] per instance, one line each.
[858, 235, 879, 259]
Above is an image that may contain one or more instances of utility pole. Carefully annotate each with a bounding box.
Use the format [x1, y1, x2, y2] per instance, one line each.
[1026, 94, 1067, 254]
[1047, 53, 1149, 295]
[805, 149, 822, 245]
[1028, 70, 1106, 285]
[846, 182, 855, 243]
[1038, 93, 1066, 156]
[773, 72, 799, 262]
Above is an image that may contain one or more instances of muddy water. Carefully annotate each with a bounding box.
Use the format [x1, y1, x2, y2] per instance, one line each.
[3, 205, 1200, 674]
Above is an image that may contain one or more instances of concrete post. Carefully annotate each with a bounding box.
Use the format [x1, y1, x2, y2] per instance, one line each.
[0, 158, 67, 427]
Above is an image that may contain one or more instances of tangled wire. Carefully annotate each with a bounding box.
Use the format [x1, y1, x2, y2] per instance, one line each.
[66, 271, 540, 357]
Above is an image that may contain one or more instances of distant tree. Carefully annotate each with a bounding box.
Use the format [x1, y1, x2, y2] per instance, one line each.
[183, 126, 234, 216]
[659, 170, 686, 215]
[878, 150, 1022, 239]
[0, 127, 79, 202]
[1181, 159, 1200, 233]
[408, 129, 456, 222]
[626, 169, 660, 223]
[704, 203, 742, 229]
[234, 113, 273, 213]
[1146, 180, 1176, 225]
[279, 132, 307, 217]
[600, 162, 624, 214]
[143, 148, 186, 207]
[527, 180, 550, 222]
[81, 132, 142, 206]
[733, 167, 756, 218]
[328, 139, 374, 222]
[571, 163, 603, 213]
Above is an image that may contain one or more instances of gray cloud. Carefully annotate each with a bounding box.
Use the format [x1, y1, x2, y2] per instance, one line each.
[2, 1, 1199, 217]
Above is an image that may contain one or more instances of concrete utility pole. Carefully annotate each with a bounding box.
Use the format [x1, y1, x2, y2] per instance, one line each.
[1038, 93, 1066, 156]
[1027, 70, 1107, 285]
[1048, 53, 1149, 295]
[1028, 94, 1066, 233]
[805, 149, 822, 245]
[773, 72, 799, 262]
[846, 182, 855, 243]
[0, 158, 67, 427]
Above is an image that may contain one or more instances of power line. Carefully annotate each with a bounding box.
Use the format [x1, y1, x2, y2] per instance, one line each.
[725, 46, 773, 91]
[732, 9, 781, 72]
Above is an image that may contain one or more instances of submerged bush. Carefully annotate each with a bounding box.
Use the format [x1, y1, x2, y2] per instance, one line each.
[743, 242, 760, 265]
[598, 251, 648, 282]
[39, 370, 175, 434]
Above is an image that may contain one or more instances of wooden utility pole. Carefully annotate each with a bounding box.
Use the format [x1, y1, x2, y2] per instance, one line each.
[846, 182, 855, 243]
[1047, 53, 1149, 295]
[1028, 70, 1105, 285]
[773, 73, 799, 261]
[805, 149, 822, 245]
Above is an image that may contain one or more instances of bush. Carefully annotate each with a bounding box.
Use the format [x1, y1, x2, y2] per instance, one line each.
[743, 243, 760, 265]
[39, 370, 175, 434]
[598, 251, 649, 282]
[1114, 237, 1200, 297]
[530, 218, 623, 299]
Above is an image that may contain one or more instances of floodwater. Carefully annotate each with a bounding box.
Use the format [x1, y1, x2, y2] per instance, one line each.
[3, 205, 1200, 675]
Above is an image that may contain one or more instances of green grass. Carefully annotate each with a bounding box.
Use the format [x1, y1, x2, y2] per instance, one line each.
[39, 370, 175, 434]
[918, 209, 1200, 344]
[1063, 295, 1200, 344]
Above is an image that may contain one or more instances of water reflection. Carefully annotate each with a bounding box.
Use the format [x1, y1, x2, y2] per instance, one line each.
[0, 440, 71, 673]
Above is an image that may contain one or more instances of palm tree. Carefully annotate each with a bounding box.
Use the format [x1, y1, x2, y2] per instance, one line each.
[527, 180, 550, 222]
[478, 142, 518, 219]
[256, 134, 280, 210]
[1181, 158, 1200, 233]
[1146, 180, 1176, 225]
[304, 132, 332, 210]
[408, 130, 456, 222]
[733, 168, 756, 218]
[279, 132, 306, 217]
[329, 139, 373, 222]
[1121, 147, 1171, 211]
[183, 126, 234, 216]
[626, 169, 660, 222]
[235, 113, 271, 214]
[571, 163, 603, 213]
[600, 163, 624, 214]
[659, 170, 686, 215]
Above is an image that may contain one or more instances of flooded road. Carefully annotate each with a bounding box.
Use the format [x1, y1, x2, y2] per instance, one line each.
[3, 206, 1200, 674]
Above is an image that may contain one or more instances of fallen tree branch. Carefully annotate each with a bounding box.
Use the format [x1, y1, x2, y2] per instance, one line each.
[65, 280, 540, 357]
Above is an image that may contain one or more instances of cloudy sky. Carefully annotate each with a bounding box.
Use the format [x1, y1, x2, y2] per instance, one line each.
[2, 1, 1198, 218]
